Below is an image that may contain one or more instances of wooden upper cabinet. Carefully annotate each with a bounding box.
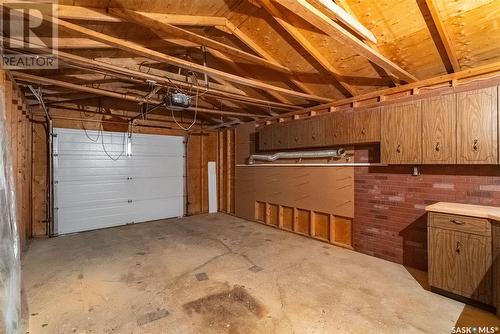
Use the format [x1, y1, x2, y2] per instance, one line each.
[288, 119, 308, 148]
[351, 107, 381, 144]
[457, 86, 498, 164]
[325, 111, 352, 145]
[422, 94, 456, 164]
[381, 101, 422, 164]
[308, 116, 326, 147]
[258, 125, 272, 151]
[288, 117, 326, 149]
[272, 122, 289, 150]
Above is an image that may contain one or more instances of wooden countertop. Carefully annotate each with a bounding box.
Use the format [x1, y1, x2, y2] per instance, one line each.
[426, 202, 500, 221]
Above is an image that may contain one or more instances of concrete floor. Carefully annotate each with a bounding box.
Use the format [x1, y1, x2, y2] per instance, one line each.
[22, 213, 475, 333]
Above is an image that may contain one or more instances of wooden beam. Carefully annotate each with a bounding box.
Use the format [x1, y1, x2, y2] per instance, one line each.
[57, 5, 228, 26]
[208, 48, 295, 106]
[12, 72, 266, 119]
[108, 8, 291, 74]
[224, 19, 327, 99]
[259, 0, 357, 97]
[35, 14, 329, 102]
[56, 5, 120, 22]
[272, 0, 418, 83]
[419, 0, 461, 73]
[308, 0, 377, 43]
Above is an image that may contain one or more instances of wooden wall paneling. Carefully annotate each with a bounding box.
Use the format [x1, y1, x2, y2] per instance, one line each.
[457, 86, 498, 164]
[32, 122, 48, 236]
[351, 107, 381, 144]
[422, 94, 457, 164]
[312, 211, 330, 240]
[381, 101, 422, 164]
[218, 130, 225, 212]
[268, 203, 279, 226]
[187, 131, 217, 215]
[329, 214, 336, 244]
[255, 201, 266, 222]
[282, 206, 294, 230]
[296, 209, 311, 235]
[334, 216, 352, 246]
[0, 71, 33, 249]
[187, 133, 202, 215]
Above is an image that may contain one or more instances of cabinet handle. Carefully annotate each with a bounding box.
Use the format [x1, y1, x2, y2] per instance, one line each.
[435, 142, 440, 152]
[396, 144, 401, 153]
[472, 138, 479, 151]
[450, 219, 465, 225]
[294, 137, 299, 142]
[361, 128, 366, 135]
[456, 241, 461, 254]
[312, 134, 316, 140]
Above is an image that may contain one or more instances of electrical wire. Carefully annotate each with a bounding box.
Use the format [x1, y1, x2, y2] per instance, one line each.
[100, 125, 126, 161]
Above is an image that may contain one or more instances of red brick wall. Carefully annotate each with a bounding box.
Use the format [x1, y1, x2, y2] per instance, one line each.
[354, 146, 500, 270]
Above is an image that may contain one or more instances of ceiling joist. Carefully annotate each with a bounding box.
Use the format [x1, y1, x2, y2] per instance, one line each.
[108, 8, 291, 74]
[13, 71, 265, 119]
[31, 13, 330, 103]
[418, 0, 461, 73]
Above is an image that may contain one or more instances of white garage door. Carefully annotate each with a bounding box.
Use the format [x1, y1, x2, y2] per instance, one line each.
[53, 128, 185, 235]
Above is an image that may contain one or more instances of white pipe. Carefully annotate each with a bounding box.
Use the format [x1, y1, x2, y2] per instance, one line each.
[248, 148, 345, 164]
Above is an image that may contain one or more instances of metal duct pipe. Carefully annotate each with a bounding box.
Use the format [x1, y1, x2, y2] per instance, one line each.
[248, 148, 346, 164]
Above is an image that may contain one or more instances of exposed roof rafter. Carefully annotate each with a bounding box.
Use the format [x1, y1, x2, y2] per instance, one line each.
[271, 0, 418, 83]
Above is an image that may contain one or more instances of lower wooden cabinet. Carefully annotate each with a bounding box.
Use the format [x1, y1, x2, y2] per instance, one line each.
[381, 101, 422, 164]
[428, 212, 494, 306]
[494, 222, 500, 317]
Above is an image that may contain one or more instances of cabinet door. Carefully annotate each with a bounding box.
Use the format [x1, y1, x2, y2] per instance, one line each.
[457, 87, 498, 164]
[288, 120, 308, 148]
[428, 228, 461, 294]
[429, 227, 493, 305]
[273, 123, 289, 150]
[352, 107, 381, 144]
[459, 233, 492, 305]
[325, 111, 352, 145]
[422, 94, 456, 164]
[381, 101, 422, 164]
[258, 125, 272, 151]
[308, 117, 326, 147]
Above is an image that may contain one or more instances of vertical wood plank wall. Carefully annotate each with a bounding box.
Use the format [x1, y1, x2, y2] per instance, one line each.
[1, 71, 33, 250]
[186, 131, 217, 215]
[217, 128, 235, 214]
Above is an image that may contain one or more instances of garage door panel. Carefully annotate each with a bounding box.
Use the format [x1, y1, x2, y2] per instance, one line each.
[133, 136, 184, 156]
[57, 202, 133, 234]
[54, 128, 185, 235]
[56, 180, 129, 208]
[131, 197, 183, 223]
[129, 177, 183, 200]
[55, 167, 129, 182]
